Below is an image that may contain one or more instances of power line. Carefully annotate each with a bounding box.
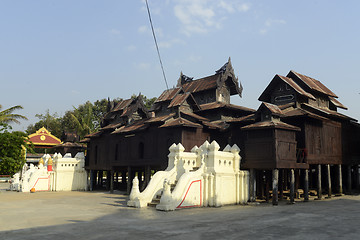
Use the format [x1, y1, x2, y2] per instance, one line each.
[145, 0, 169, 90]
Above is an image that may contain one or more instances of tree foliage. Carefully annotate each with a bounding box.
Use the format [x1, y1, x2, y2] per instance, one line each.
[26, 110, 62, 137]
[0, 104, 27, 125]
[26, 95, 155, 141]
[0, 124, 33, 175]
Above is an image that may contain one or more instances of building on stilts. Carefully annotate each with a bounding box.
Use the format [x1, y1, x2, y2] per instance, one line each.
[82, 61, 360, 206]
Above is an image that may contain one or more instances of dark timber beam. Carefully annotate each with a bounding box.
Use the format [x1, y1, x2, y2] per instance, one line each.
[336, 164, 343, 196]
[304, 169, 309, 202]
[89, 170, 94, 191]
[316, 165, 322, 200]
[110, 170, 114, 193]
[290, 169, 295, 204]
[249, 169, 256, 202]
[272, 169, 279, 206]
[326, 164, 332, 198]
[127, 166, 132, 195]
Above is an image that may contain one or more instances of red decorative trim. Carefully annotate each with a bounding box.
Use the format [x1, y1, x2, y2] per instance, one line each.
[176, 179, 202, 208]
[32, 176, 50, 191]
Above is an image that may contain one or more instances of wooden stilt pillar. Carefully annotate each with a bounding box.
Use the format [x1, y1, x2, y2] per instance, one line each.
[304, 169, 309, 202]
[316, 165, 322, 200]
[121, 170, 127, 185]
[259, 170, 265, 200]
[290, 169, 295, 204]
[279, 169, 284, 201]
[347, 165, 352, 194]
[90, 170, 94, 191]
[249, 169, 256, 202]
[98, 171, 103, 187]
[110, 170, 114, 193]
[127, 166, 132, 195]
[295, 169, 300, 199]
[336, 164, 343, 196]
[265, 171, 270, 203]
[145, 166, 151, 187]
[355, 164, 360, 191]
[115, 172, 119, 189]
[272, 169, 279, 206]
[326, 164, 332, 198]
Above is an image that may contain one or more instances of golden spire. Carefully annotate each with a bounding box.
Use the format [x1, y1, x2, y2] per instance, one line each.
[39, 158, 44, 165]
[48, 157, 53, 165]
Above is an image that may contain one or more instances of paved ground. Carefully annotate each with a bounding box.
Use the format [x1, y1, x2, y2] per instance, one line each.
[1, 182, 360, 240]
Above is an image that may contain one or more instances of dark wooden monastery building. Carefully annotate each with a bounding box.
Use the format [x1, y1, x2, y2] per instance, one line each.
[242, 70, 360, 204]
[83, 60, 360, 203]
[84, 59, 255, 193]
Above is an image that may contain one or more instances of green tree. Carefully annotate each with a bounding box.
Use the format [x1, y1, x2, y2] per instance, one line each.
[0, 104, 27, 125]
[0, 125, 33, 175]
[26, 110, 62, 138]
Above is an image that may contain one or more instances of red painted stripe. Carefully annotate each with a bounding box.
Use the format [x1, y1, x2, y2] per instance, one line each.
[32, 176, 50, 191]
[177, 179, 202, 209]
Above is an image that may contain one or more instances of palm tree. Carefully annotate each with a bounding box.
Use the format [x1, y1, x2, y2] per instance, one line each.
[0, 104, 28, 125]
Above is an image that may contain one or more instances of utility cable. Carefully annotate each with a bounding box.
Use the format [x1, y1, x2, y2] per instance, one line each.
[145, 0, 169, 90]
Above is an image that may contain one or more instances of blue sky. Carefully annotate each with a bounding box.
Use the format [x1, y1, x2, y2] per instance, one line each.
[1, 0, 359, 131]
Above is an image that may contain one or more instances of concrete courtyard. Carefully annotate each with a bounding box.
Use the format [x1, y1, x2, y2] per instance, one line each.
[1, 182, 360, 240]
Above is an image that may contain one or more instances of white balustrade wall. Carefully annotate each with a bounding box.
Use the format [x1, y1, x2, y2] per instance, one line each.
[128, 140, 249, 211]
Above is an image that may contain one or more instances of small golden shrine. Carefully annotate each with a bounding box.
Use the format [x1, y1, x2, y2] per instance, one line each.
[27, 127, 62, 148]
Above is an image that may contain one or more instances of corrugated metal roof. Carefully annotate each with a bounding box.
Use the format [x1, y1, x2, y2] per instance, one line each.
[201, 121, 222, 129]
[241, 121, 300, 131]
[329, 96, 347, 110]
[155, 88, 181, 103]
[225, 113, 256, 123]
[84, 131, 102, 138]
[278, 75, 316, 100]
[180, 111, 209, 121]
[112, 119, 148, 134]
[181, 74, 219, 93]
[146, 113, 175, 123]
[199, 102, 255, 112]
[168, 93, 191, 108]
[160, 117, 202, 128]
[282, 108, 328, 120]
[289, 70, 338, 97]
[302, 103, 355, 121]
[112, 99, 133, 112]
[261, 102, 283, 116]
[100, 122, 123, 130]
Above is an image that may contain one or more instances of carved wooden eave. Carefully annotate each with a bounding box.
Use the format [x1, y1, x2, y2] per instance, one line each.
[216, 57, 243, 97]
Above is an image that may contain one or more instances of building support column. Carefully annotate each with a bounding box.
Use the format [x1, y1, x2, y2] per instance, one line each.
[272, 169, 279, 206]
[290, 169, 295, 204]
[326, 164, 332, 198]
[336, 164, 343, 196]
[89, 170, 94, 191]
[98, 171, 103, 187]
[249, 169, 256, 202]
[355, 164, 360, 191]
[145, 166, 151, 187]
[304, 169, 309, 202]
[110, 170, 114, 193]
[316, 164, 322, 200]
[279, 169, 284, 201]
[265, 171, 270, 202]
[347, 165, 352, 194]
[127, 166, 132, 195]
